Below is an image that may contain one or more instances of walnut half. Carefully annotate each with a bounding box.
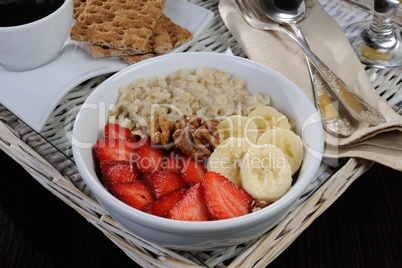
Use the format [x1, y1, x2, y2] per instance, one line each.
[147, 116, 175, 149]
[147, 115, 220, 160]
[173, 115, 220, 160]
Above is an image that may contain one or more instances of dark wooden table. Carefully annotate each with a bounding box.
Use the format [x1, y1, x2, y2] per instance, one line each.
[0, 149, 401, 267]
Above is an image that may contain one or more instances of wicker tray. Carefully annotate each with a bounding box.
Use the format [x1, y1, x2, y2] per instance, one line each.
[0, 0, 401, 267]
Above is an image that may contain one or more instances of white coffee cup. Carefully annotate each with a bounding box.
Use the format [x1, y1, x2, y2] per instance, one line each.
[0, 0, 73, 72]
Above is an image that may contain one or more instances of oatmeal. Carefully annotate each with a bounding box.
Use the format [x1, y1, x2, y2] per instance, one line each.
[108, 67, 271, 129]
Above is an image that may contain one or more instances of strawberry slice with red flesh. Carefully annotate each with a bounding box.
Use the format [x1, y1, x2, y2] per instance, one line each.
[181, 157, 206, 185]
[143, 171, 188, 199]
[162, 149, 184, 173]
[104, 123, 131, 140]
[143, 188, 187, 218]
[203, 172, 253, 220]
[169, 183, 209, 221]
[94, 139, 139, 162]
[137, 137, 167, 173]
[100, 160, 141, 190]
[110, 180, 154, 210]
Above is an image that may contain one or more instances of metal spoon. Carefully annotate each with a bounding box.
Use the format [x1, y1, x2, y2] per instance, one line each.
[257, 0, 352, 137]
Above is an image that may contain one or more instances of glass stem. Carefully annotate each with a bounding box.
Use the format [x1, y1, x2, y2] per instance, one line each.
[362, 0, 400, 50]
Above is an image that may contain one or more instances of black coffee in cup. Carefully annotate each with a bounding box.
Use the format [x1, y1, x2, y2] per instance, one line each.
[0, 0, 64, 27]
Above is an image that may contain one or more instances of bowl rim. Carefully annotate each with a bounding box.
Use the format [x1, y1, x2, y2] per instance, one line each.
[72, 52, 324, 234]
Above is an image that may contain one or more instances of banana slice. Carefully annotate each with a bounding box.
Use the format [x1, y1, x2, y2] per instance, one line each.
[257, 128, 304, 175]
[207, 137, 251, 186]
[248, 106, 291, 132]
[217, 115, 259, 144]
[240, 144, 292, 202]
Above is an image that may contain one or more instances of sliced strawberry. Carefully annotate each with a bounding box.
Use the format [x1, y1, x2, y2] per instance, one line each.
[104, 123, 131, 140]
[110, 180, 154, 210]
[94, 139, 139, 162]
[203, 172, 253, 220]
[100, 160, 141, 189]
[137, 137, 167, 172]
[169, 183, 209, 221]
[181, 157, 206, 185]
[143, 171, 188, 199]
[143, 188, 187, 218]
[162, 149, 184, 173]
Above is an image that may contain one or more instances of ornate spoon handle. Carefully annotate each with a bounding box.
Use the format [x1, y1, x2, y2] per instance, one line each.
[290, 23, 352, 137]
[281, 25, 386, 126]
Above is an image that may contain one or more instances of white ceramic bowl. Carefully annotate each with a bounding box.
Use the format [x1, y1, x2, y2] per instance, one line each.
[0, 0, 73, 71]
[72, 52, 324, 250]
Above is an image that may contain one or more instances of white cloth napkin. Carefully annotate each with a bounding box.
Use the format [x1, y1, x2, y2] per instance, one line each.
[219, 0, 402, 171]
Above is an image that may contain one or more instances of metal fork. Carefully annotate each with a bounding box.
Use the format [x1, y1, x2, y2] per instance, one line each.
[234, 0, 386, 127]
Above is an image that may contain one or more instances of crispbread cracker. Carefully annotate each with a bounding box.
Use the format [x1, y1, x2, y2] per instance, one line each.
[70, 0, 165, 53]
[72, 0, 193, 65]
[149, 13, 173, 54]
[122, 53, 155, 64]
[163, 14, 194, 48]
[91, 45, 127, 58]
[104, 12, 173, 56]
[73, 0, 87, 18]
[90, 13, 193, 61]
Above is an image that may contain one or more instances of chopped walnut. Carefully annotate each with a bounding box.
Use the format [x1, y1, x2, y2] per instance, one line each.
[147, 116, 175, 149]
[130, 126, 147, 140]
[250, 198, 271, 212]
[145, 115, 220, 159]
[173, 115, 220, 160]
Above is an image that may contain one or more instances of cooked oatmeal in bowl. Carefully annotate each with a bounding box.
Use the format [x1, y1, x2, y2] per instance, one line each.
[109, 67, 271, 129]
[72, 52, 324, 250]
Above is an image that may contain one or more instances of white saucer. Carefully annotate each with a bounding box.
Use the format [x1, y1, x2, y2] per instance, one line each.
[0, 0, 213, 133]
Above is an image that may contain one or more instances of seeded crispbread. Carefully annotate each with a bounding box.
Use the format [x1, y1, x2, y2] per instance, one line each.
[73, 0, 87, 18]
[163, 14, 193, 48]
[91, 13, 175, 58]
[70, 0, 165, 53]
[91, 13, 193, 62]
[121, 53, 155, 64]
[149, 13, 173, 54]
[91, 45, 127, 58]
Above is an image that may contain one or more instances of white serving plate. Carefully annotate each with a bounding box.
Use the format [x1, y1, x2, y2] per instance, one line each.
[0, 0, 213, 132]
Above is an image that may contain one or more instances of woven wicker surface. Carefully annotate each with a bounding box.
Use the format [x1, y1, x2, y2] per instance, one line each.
[0, 0, 401, 267]
[343, 0, 402, 27]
